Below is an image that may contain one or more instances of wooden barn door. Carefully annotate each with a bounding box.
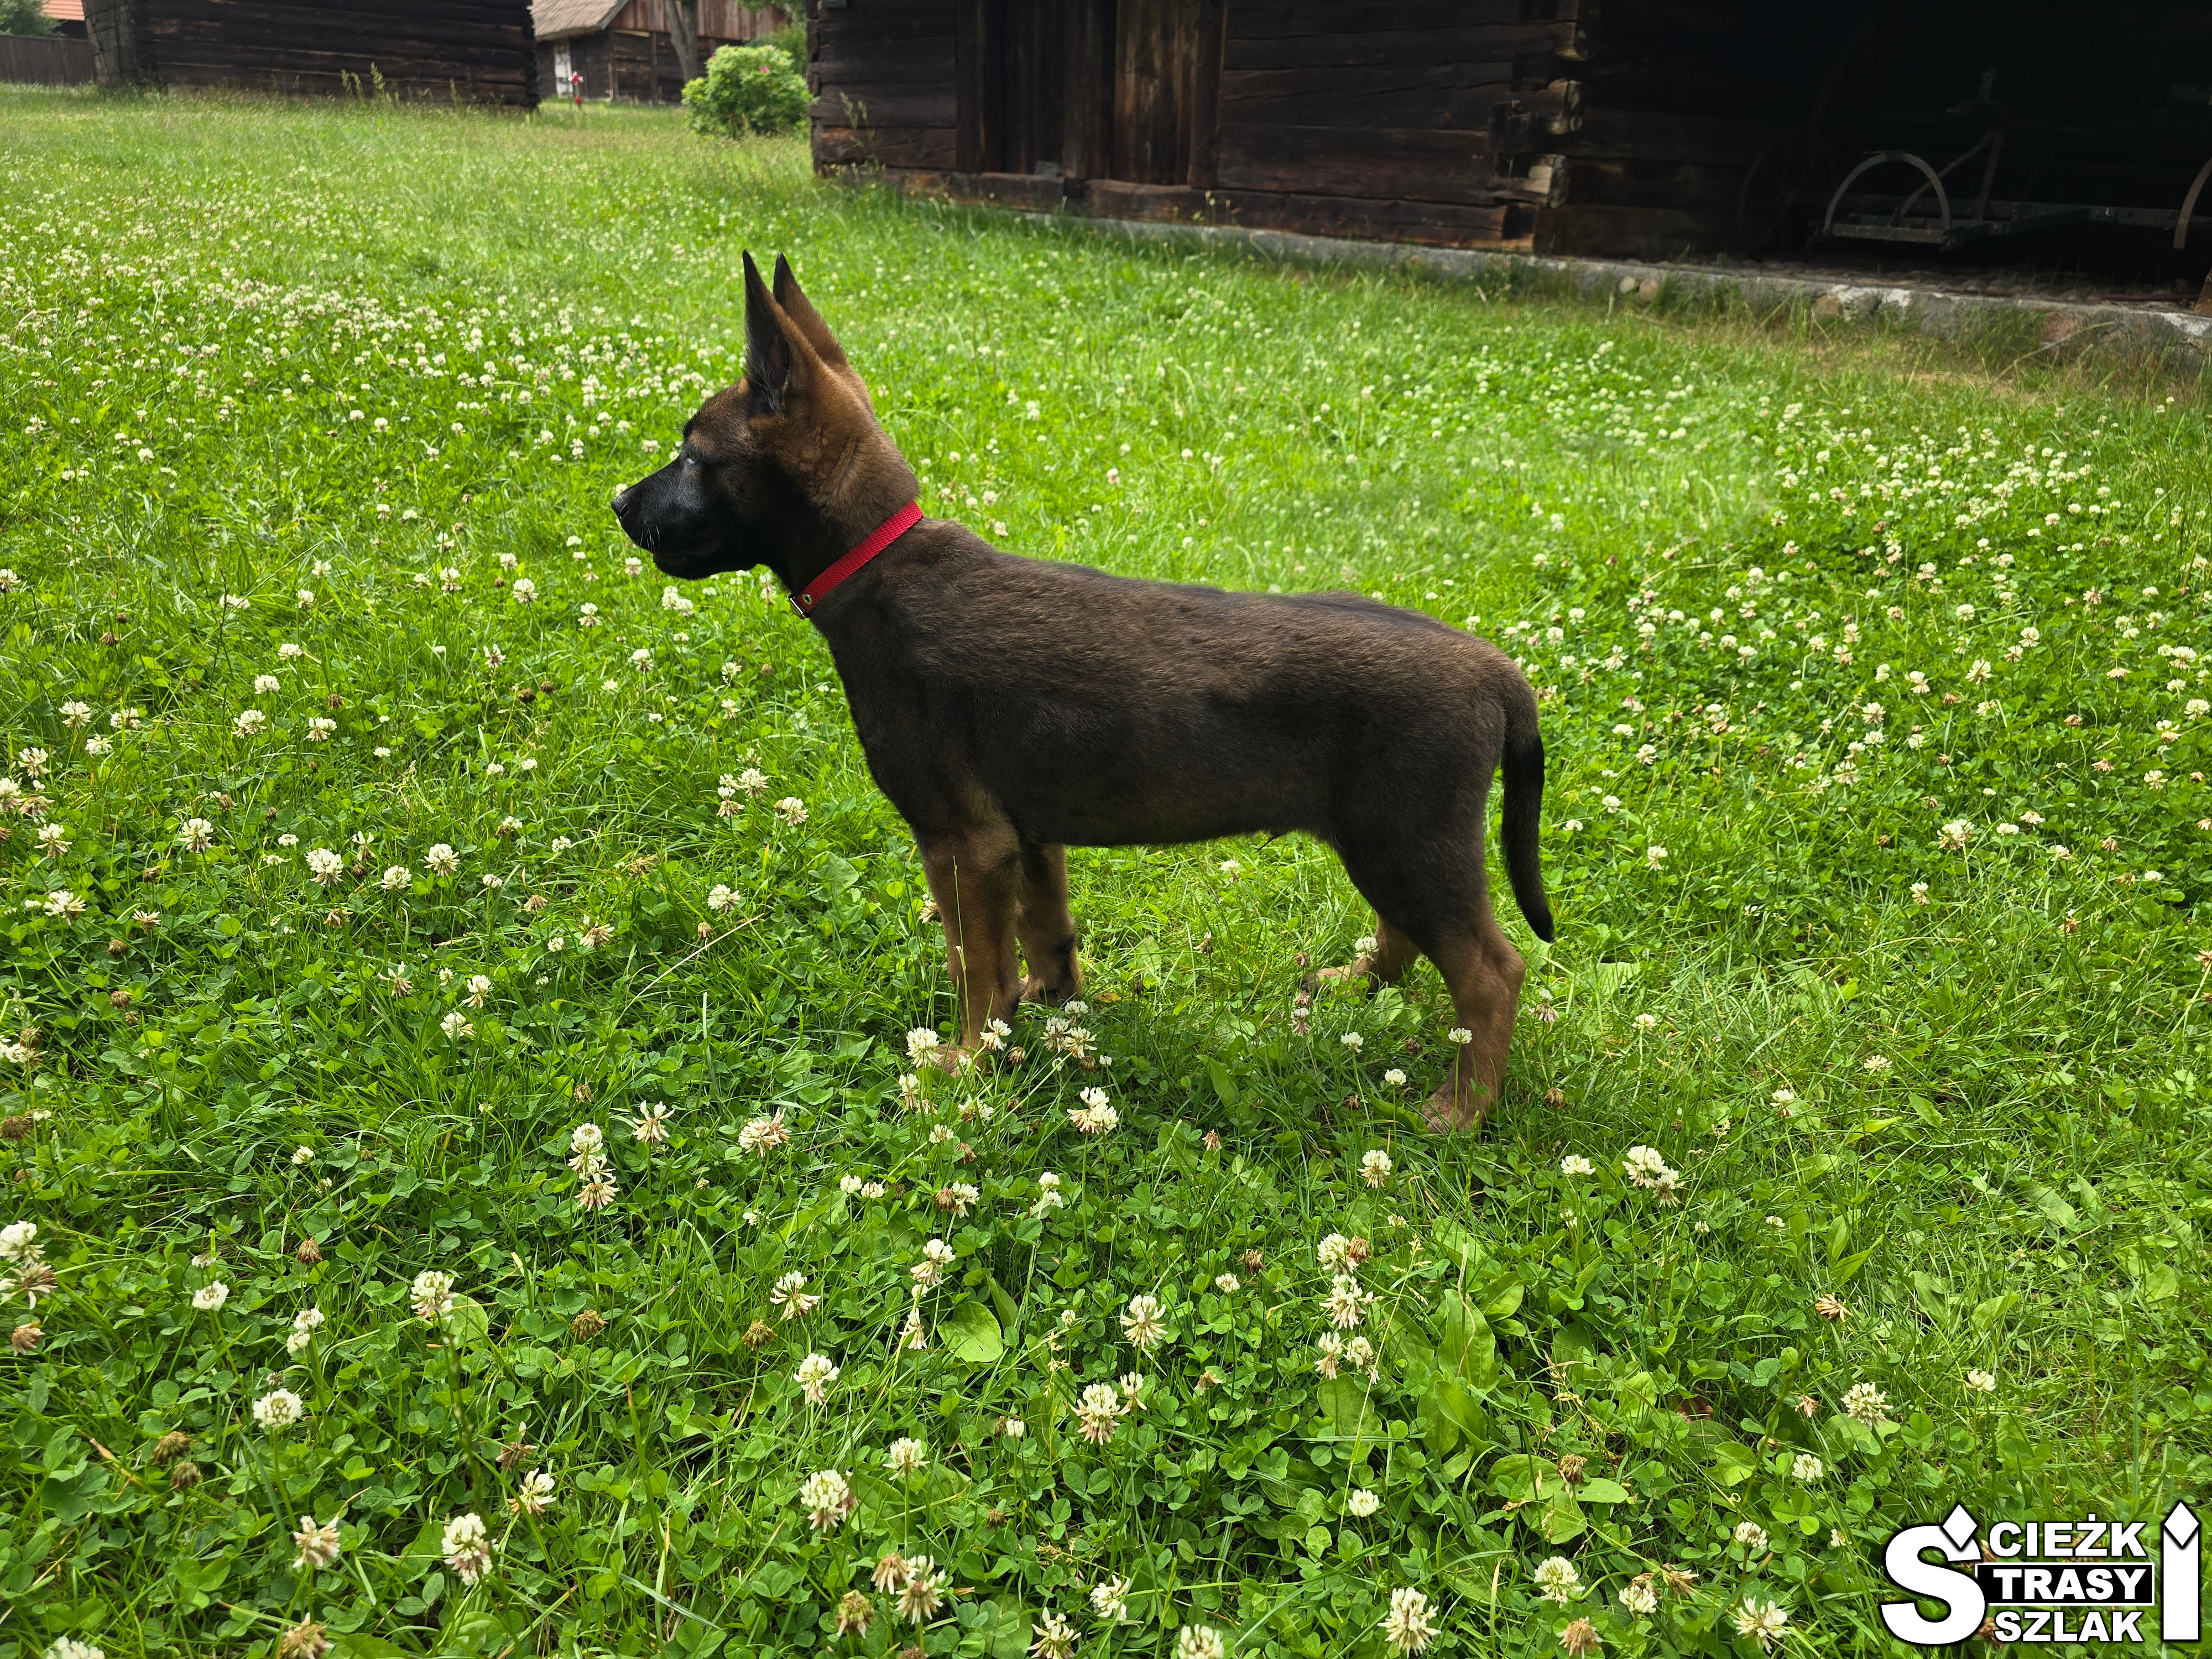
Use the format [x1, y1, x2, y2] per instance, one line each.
[955, 0, 1065, 175]
[1111, 0, 1223, 187]
[959, 0, 1224, 189]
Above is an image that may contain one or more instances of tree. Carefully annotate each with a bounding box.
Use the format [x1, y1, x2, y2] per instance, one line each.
[663, 0, 702, 88]
[0, 0, 56, 36]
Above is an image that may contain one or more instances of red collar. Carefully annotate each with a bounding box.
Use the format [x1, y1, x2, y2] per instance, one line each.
[788, 501, 922, 620]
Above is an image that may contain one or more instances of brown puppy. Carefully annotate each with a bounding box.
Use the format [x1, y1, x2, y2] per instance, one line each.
[613, 253, 1553, 1129]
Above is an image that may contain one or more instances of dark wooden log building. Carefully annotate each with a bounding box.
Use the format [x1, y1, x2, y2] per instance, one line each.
[803, 1, 2212, 263]
[81, 0, 538, 103]
[532, 0, 790, 105]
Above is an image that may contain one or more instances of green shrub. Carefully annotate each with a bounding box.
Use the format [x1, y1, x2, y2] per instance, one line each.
[0, 0, 56, 37]
[682, 42, 809, 139]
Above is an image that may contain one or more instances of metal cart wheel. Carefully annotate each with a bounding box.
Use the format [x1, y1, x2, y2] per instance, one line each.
[1822, 149, 1952, 238]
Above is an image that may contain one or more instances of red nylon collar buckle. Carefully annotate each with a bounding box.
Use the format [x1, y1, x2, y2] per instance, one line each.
[789, 501, 922, 620]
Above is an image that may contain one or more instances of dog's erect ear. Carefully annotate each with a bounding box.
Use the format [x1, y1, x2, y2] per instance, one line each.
[742, 250, 812, 411]
[772, 254, 849, 370]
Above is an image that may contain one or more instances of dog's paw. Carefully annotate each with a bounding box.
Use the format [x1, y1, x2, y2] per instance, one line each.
[1421, 1081, 1494, 1135]
[1309, 956, 1376, 995]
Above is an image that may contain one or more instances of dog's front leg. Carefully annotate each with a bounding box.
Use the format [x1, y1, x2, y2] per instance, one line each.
[919, 825, 1023, 1057]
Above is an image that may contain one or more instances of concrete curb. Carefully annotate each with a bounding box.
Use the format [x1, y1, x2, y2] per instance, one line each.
[1016, 210, 2212, 375]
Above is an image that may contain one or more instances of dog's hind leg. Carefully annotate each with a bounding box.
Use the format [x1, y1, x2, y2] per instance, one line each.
[1421, 916, 1525, 1132]
[919, 824, 1023, 1055]
[1014, 842, 1082, 1004]
[1335, 815, 1524, 1131]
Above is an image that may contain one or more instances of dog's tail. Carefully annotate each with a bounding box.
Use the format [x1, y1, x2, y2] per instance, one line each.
[1500, 686, 1554, 944]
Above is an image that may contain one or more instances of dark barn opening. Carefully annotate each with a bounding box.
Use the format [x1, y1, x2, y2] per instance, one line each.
[808, 0, 2212, 290]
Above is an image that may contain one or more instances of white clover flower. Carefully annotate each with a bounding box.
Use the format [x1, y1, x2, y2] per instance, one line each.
[178, 817, 215, 853]
[442, 1511, 495, 1583]
[737, 1112, 790, 1156]
[292, 1513, 342, 1569]
[1534, 1555, 1582, 1603]
[410, 1269, 455, 1323]
[425, 843, 460, 877]
[906, 1027, 943, 1063]
[770, 1271, 821, 1321]
[1348, 1487, 1381, 1517]
[885, 1436, 929, 1477]
[1620, 1580, 1659, 1616]
[510, 1470, 556, 1515]
[1176, 1625, 1225, 1659]
[794, 1352, 839, 1405]
[1843, 1380, 1888, 1423]
[1073, 1382, 1123, 1445]
[1560, 1154, 1594, 1176]
[1792, 1453, 1824, 1481]
[234, 708, 267, 737]
[1965, 1368, 1996, 1394]
[1735, 1520, 1770, 1551]
[380, 864, 412, 891]
[1121, 1293, 1167, 1349]
[253, 1388, 304, 1430]
[1380, 1585, 1439, 1653]
[1733, 1599, 1789, 1652]
[192, 1282, 230, 1312]
[707, 883, 739, 914]
[1360, 1149, 1393, 1186]
[1323, 1274, 1371, 1329]
[1091, 1577, 1131, 1622]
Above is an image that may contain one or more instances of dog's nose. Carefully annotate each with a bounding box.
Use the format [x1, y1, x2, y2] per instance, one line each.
[610, 482, 632, 515]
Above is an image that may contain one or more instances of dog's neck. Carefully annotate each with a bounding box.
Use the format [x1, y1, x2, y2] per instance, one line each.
[761, 446, 917, 598]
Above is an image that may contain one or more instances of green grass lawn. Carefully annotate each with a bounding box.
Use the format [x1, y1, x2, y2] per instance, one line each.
[2, 90, 2209, 1659]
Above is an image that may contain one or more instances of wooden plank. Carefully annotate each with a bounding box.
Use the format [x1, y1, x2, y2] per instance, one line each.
[815, 124, 957, 169]
[952, 0, 992, 172]
[1553, 107, 1781, 168]
[1532, 204, 1736, 258]
[1061, 0, 1112, 180]
[868, 165, 1533, 249]
[812, 35, 954, 80]
[809, 84, 954, 128]
[1225, 22, 1575, 72]
[1186, 0, 1225, 188]
[1114, 0, 1198, 186]
[1219, 64, 1522, 129]
[999, 0, 1062, 175]
[1558, 156, 1745, 212]
[1230, 1, 1530, 38]
[1215, 121, 1567, 207]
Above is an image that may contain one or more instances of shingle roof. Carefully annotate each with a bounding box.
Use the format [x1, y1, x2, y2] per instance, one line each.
[532, 0, 626, 41]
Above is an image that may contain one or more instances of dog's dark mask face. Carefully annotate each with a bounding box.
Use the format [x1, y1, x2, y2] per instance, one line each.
[609, 388, 790, 580]
[611, 252, 896, 583]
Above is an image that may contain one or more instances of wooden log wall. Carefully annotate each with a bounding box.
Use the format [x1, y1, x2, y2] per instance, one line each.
[801, 0, 1863, 257]
[112, 0, 538, 103]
